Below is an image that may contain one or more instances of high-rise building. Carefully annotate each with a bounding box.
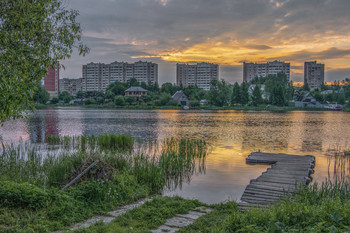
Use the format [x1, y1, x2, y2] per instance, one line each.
[44, 62, 59, 98]
[176, 62, 219, 90]
[243, 60, 290, 82]
[82, 61, 158, 92]
[304, 61, 324, 90]
[59, 78, 82, 95]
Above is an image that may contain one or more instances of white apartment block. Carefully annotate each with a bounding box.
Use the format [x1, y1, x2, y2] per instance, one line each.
[243, 60, 290, 82]
[176, 62, 219, 90]
[82, 61, 158, 92]
[304, 61, 324, 90]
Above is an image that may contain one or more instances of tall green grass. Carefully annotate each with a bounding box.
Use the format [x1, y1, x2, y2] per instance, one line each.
[179, 181, 350, 233]
[0, 136, 208, 192]
[44, 134, 134, 152]
[0, 135, 208, 231]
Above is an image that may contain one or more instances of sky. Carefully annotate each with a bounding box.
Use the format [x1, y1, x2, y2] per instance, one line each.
[60, 0, 350, 84]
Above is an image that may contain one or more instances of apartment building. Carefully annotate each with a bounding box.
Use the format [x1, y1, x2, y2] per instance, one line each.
[243, 60, 290, 82]
[304, 61, 324, 90]
[82, 61, 158, 92]
[59, 78, 82, 95]
[176, 62, 219, 90]
[44, 62, 59, 98]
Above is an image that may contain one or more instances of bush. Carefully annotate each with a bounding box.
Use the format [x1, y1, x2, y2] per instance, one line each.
[114, 96, 125, 106]
[84, 98, 96, 105]
[0, 181, 48, 210]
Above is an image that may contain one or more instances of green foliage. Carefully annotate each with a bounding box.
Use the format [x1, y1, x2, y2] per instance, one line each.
[312, 90, 325, 103]
[189, 100, 200, 107]
[208, 80, 232, 106]
[270, 85, 286, 106]
[128, 78, 140, 87]
[51, 97, 59, 104]
[183, 86, 207, 101]
[125, 96, 135, 105]
[114, 96, 125, 106]
[251, 85, 263, 106]
[206, 182, 350, 232]
[97, 134, 134, 152]
[161, 82, 181, 95]
[155, 93, 172, 106]
[0, 0, 88, 122]
[84, 98, 96, 105]
[0, 181, 48, 210]
[33, 82, 50, 104]
[231, 82, 241, 105]
[78, 196, 202, 233]
[59, 91, 73, 103]
[45, 134, 60, 144]
[105, 81, 128, 98]
[0, 136, 209, 231]
[240, 82, 250, 105]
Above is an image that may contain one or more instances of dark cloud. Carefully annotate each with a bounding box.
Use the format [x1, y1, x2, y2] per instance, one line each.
[243, 44, 272, 50]
[271, 47, 350, 62]
[60, 0, 350, 83]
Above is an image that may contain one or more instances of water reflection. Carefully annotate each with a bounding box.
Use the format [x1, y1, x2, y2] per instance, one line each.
[1, 108, 350, 203]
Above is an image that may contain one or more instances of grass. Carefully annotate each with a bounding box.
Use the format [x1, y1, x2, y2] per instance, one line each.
[75, 196, 203, 233]
[180, 181, 350, 233]
[0, 135, 208, 232]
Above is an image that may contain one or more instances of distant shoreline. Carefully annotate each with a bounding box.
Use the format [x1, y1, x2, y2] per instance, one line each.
[35, 104, 349, 112]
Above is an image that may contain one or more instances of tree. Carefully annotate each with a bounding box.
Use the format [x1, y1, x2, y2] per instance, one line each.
[231, 82, 241, 105]
[114, 96, 125, 106]
[128, 78, 139, 87]
[106, 81, 128, 97]
[58, 91, 73, 103]
[270, 85, 286, 106]
[33, 82, 50, 104]
[76, 91, 86, 99]
[240, 82, 250, 105]
[51, 97, 59, 104]
[251, 85, 263, 106]
[0, 0, 88, 122]
[208, 80, 232, 107]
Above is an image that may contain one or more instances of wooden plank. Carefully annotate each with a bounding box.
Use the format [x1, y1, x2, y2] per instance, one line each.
[240, 152, 315, 210]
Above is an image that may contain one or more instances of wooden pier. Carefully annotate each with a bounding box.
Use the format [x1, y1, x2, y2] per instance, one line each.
[239, 152, 315, 210]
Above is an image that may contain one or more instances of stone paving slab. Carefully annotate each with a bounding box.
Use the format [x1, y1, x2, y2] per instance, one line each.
[151, 206, 213, 233]
[151, 225, 180, 233]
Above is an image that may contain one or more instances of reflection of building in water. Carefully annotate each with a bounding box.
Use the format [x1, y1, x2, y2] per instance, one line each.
[156, 110, 219, 145]
[81, 109, 160, 141]
[240, 112, 291, 153]
[57, 108, 83, 136]
[29, 109, 59, 142]
[300, 112, 324, 152]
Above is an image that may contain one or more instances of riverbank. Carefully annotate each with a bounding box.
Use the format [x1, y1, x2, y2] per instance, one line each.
[35, 104, 348, 112]
[0, 135, 207, 232]
[1, 134, 350, 232]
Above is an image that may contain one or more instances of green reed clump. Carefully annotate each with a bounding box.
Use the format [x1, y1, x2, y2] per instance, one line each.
[204, 181, 350, 232]
[97, 134, 134, 151]
[45, 135, 60, 144]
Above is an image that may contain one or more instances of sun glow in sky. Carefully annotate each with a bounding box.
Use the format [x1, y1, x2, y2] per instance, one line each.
[61, 0, 350, 84]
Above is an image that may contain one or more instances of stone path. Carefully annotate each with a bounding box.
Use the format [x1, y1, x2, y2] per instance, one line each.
[53, 198, 151, 232]
[151, 206, 213, 233]
[239, 152, 315, 210]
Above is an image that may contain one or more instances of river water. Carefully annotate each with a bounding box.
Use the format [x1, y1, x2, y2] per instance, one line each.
[0, 107, 349, 204]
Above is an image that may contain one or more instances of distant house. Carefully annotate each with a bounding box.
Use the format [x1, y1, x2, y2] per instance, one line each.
[295, 92, 323, 108]
[125, 86, 148, 100]
[172, 90, 189, 106]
